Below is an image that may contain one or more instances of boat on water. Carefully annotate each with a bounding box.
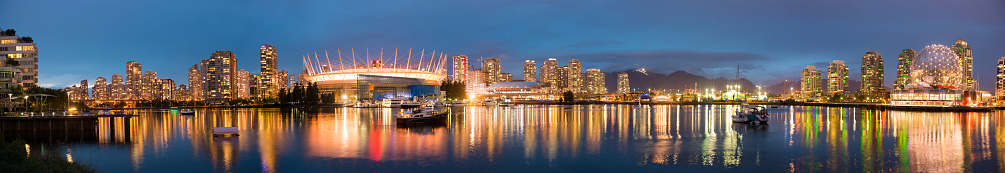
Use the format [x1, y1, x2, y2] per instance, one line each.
[180, 110, 195, 115]
[396, 109, 449, 124]
[732, 105, 769, 123]
[483, 100, 499, 106]
[447, 101, 466, 107]
[353, 102, 380, 108]
[498, 99, 516, 107]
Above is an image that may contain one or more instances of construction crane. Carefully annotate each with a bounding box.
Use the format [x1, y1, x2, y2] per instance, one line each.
[772, 79, 792, 93]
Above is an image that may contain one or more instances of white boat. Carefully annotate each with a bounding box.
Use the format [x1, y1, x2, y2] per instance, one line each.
[380, 99, 394, 107]
[354, 102, 380, 108]
[732, 105, 769, 123]
[395, 109, 448, 124]
[213, 127, 239, 137]
[484, 101, 498, 106]
[383, 99, 424, 108]
[180, 110, 195, 115]
[498, 99, 515, 107]
[448, 101, 467, 107]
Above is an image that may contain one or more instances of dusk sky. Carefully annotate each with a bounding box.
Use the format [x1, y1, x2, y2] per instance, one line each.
[3, 0, 1004, 91]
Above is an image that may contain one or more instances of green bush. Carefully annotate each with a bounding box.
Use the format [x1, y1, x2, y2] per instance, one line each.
[0, 139, 96, 172]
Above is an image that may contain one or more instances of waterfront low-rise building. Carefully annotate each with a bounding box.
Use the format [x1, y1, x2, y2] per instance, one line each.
[0, 29, 38, 87]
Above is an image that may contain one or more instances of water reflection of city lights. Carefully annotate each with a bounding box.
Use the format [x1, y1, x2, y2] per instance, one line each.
[47, 106, 1005, 172]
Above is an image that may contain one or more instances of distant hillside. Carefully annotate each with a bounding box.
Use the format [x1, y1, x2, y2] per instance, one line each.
[604, 70, 757, 93]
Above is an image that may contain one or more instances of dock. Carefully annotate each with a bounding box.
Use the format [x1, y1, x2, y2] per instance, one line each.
[801, 102, 996, 112]
[0, 114, 137, 143]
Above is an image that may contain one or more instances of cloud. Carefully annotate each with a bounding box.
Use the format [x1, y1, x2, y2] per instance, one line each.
[563, 40, 622, 48]
[556, 49, 771, 72]
[37, 73, 85, 88]
[538, 49, 782, 83]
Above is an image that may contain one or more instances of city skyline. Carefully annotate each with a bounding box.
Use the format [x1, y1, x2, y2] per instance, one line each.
[1, 1, 1003, 90]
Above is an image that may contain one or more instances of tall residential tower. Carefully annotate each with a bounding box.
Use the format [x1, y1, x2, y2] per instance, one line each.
[801, 65, 822, 98]
[997, 57, 1005, 102]
[896, 49, 917, 90]
[827, 60, 848, 94]
[259, 44, 278, 99]
[586, 69, 606, 94]
[452, 55, 468, 82]
[617, 72, 630, 94]
[523, 60, 536, 82]
[861, 51, 884, 95]
[541, 58, 558, 93]
[483, 57, 500, 86]
[126, 61, 142, 99]
[954, 39, 973, 89]
[568, 59, 583, 93]
[205, 51, 237, 104]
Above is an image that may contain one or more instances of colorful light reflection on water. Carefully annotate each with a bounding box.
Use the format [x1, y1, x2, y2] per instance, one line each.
[58, 105, 1005, 172]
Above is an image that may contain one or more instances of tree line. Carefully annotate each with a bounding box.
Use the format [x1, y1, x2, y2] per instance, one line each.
[440, 80, 465, 100]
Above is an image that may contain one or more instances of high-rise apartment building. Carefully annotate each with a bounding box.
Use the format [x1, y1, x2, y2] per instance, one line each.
[827, 60, 848, 94]
[523, 60, 536, 82]
[555, 66, 570, 92]
[861, 51, 884, 94]
[176, 85, 189, 101]
[66, 80, 89, 101]
[896, 49, 917, 90]
[188, 64, 203, 101]
[236, 69, 252, 99]
[205, 51, 237, 104]
[568, 59, 583, 93]
[200, 60, 210, 98]
[452, 55, 469, 82]
[259, 44, 278, 99]
[278, 69, 289, 90]
[954, 39, 973, 89]
[801, 65, 822, 98]
[483, 57, 500, 86]
[586, 69, 606, 94]
[93, 77, 108, 100]
[541, 58, 558, 93]
[142, 70, 158, 100]
[126, 61, 142, 99]
[500, 73, 512, 82]
[617, 72, 630, 94]
[77, 80, 89, 100]
[0, 29, 38, 87]
[159, 78, 175, 100]
[465, 70, 485, 97]
[998, 57, 1005, 101]
[110, 73, 125, 100]
[250, 74, 261, 99]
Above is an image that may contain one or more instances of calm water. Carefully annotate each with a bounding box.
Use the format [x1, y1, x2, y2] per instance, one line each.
[50, 105, 1005, 172]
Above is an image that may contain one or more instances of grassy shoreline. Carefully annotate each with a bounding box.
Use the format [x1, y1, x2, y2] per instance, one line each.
[0, 137, 97, 173]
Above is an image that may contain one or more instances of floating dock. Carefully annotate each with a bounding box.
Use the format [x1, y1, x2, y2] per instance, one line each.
[0, 114, 137, 143]
[802, 102, 995, 112]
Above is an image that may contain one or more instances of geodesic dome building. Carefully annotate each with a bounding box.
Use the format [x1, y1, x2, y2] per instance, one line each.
[891, 44, 979, 106]
[908, 44, 963, 89]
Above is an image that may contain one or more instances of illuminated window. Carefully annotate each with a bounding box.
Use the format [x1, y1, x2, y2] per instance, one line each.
[15, 46, 34, 51]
